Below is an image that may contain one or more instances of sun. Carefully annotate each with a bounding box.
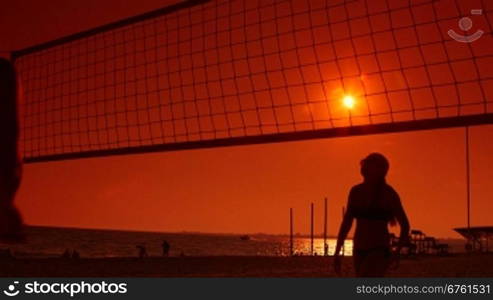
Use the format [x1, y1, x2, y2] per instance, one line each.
[342, 95, 355, 109]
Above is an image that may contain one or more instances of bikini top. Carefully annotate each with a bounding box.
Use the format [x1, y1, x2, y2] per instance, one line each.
[349, 183, 395, 222]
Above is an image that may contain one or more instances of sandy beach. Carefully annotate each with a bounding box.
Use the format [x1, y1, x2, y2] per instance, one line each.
[1, 254, 493, 277]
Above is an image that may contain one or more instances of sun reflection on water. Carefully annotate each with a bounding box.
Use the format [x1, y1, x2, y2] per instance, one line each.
[292, 238, 353, 256]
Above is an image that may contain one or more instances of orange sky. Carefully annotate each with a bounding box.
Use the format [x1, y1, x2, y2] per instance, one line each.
[13, 125, 493, 238]
[2, 0, 492, 238]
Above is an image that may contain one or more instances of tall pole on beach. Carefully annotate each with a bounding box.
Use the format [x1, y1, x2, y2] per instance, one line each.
[310, 202, 314, 256]
[466, 126, 471, 230]
[342, 206, 346, 256]
[465, 126, 472, 249]
[323, 197, 327, 256]
[290, 208, 293, 256]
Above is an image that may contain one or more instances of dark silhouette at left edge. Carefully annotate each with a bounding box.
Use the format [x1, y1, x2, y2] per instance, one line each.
[0, 58, 25, 243]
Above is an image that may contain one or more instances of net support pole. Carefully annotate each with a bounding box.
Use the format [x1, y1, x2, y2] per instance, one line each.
[465, 126, 472, 249]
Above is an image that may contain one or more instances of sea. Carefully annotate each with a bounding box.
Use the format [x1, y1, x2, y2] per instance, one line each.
[0, 226, 466, 258]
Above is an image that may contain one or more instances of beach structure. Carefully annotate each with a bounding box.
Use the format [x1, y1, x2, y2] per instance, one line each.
[393, 229, 449, 256]
[454, 226, 493, 253]
[389, 233, 415, 256]
[410, 230, 426, 254]
[422, 237, 449, 255]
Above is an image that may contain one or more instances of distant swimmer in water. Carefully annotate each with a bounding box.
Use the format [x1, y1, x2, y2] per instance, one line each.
[0, 58, 24, 243]
[334, 153, 410, 277]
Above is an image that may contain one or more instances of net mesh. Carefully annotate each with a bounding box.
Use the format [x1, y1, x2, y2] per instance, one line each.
[14, 0, 493, 161]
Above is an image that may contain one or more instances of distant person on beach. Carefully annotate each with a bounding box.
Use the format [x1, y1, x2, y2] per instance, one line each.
[61, 249, 80, 259]
[334, 153, 410, 277]
[62, 249, 71, 259]
[0, 58, 24, 243]
[162, 240, 170, 257]
[136, 245, 148, 258]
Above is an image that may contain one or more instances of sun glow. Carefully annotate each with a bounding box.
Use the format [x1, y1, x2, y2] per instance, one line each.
[342, 95, 355, 109]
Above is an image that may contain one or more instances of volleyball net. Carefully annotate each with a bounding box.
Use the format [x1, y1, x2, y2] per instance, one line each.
[12, 0, 493, 163]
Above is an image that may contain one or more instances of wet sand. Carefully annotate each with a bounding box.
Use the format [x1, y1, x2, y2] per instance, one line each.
[1, 254, 492, 277]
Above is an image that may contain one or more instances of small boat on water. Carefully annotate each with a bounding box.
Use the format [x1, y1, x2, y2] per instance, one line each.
[240, 235, 250, 241]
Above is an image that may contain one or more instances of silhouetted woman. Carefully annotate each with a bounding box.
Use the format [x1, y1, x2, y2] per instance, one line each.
[0, 58, 24, 242]
[333, 153, 409, 277]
